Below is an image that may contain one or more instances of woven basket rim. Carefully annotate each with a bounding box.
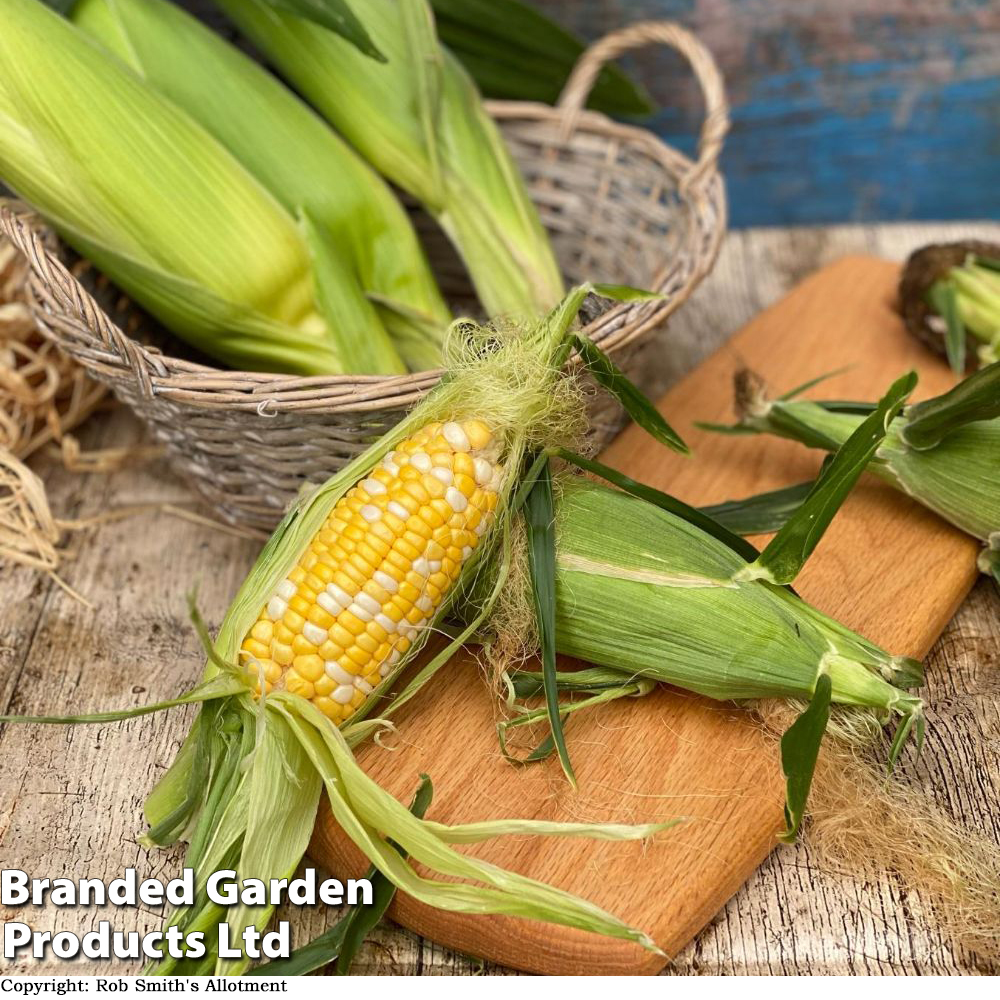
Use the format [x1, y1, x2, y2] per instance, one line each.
[0, 19, 729, 416]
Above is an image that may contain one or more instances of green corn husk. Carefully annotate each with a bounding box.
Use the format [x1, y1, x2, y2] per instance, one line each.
[0, 0, 405, 375]
[71, 0, 451, 372]
[722, 366, 1000, 576]
[552, 479, 923, 715]
[214, 0, 565, 320]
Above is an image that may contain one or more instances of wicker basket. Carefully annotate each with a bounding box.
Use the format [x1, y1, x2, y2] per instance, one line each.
[1, 21, 728, 531]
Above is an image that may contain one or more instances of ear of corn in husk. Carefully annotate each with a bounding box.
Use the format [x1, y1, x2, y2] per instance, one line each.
[711, 364, 1000, 579]
[71, 0, 450, 372]
[214, 0, 565, 320]
[0, 0, 410, 375]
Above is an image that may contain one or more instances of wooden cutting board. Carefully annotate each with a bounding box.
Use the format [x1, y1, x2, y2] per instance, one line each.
[310, 256, 980, 974]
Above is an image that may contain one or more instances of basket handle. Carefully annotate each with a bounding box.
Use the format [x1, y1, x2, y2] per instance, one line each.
[556, 20, 729, 192]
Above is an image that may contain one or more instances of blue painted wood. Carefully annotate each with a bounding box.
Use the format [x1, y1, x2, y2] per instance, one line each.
[536, 0, 1000, 227]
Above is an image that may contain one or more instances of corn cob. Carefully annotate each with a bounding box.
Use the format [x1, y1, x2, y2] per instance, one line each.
[241, 418, 501, 721]
[214, 0, 565, 320]
[0, 0, 406, 375]
[71, 0, 450, 372]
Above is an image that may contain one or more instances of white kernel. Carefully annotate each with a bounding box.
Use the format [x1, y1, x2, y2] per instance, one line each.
[276, 580, 297, 601]
[317, 591, 343, 616]
[360, 504, 381, 523]
[488, 470, 502, 492]
[462, 546, 473, 561]
[382, 460, 399, 476]
[428, 560, 442, 574]
[355, 592, 380, 615]
[327, 582, 352, 606]
[473, 458, 492, 486]
[267, 596, 287, 620]
[388, 501, 410, 520]
[332, 685, 355, 704]
[379, 661, 393, 677]
[475, 518, 490, 536]
[443, 422, 470, 452]
[387, 648, 402, 665]
[362, 478, 386, 496]
[412, 557, 430, 578]
[348, 601, 373, 622]
[431, 467, 454, 485]
[326, 661, 355, 685]
[410, 452, 432, 473]
[417, 595, 434, 614]
[445, 486, 468, 512]
[374, 613, 397, 634]
[302, 622, 327, 646]
[373, 571, 398, 593]
[355, 677, 373, 694]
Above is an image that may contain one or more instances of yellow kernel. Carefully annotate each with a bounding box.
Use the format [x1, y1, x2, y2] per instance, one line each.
[265, 661, 282, 684]
[425, 436, 452, 455]
[272, 641, 293, 666]
[314, 697, 339, 721]
[312, 561, 334, 584]
[289, 566, 307, 584]
[332, 571, 359, 595]
[339, 656, 362, 676]
[341, 561, 368, 589]
[301, 552, 318, 571]
[390, 595, 413, 617]
[339, 611, 366, 636]
[374, 641, 391, 664]
[465, 507, 483, 530]
[291, 634, 317, 657]
[367, 620, 389, 644]
[341, 704, 356, 721]
[486, 492, 498, 512]
[431, 525, 451, 545]
[446, 545, 464, 564]
[306, 605, 334, 629]
[453, 453, 474, 478]
[406, 514, 432, 539]
[397, 581, 421, 603]
[328, 624, 355, 648]
[396, 636, 412, 654]
[304, 573, 325, 593]
[422, 475, 445, 500]
[346, 646, 369, 668]
[344, 523, 367, 544]
[241, 638, 270, 660]
[250, 621, 273, 644]
[348, 551, 375, 579]
[271, 622, 292, 646]
[369, 520, 396, 546]
[356, 632, 378, 655]
[318, 639, 343, 661]
[393, 537, 420, 562]
[425, 540, 445, 561]
[385, 550, 410, 573]
[362, 580, 390, 606]
[399, 464, 421, 482]
[429, 571, 449, 591]
[289, 595, 311, 616]
[463, 420, 492, 450]
[454, 473, 476, 498]
[293, 654, 325, 682]
[283, 610, 305, 633]
[381, 601, 404, 624]
[357, 540, 388, 566]
[350, 689, 367, 709]
[425, 582, 442, 603]
[285, 673, 314, 699]
[315, 675, 335, 697]
[403, 480, 430, 505]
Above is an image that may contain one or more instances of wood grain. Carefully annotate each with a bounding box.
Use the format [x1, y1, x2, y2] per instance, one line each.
[2, 223, 997, 976]
[310, 255, 981, 974]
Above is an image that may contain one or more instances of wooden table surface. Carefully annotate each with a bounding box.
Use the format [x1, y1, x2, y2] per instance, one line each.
[2, 222, 998, 976]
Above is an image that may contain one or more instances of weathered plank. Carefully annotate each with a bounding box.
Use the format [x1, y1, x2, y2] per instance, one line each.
[0, 222, 997, 975]
[533, 0, 1000, 227]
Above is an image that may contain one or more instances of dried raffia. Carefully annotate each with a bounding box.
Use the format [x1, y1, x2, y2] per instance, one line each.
[0, 209, 106, 460]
